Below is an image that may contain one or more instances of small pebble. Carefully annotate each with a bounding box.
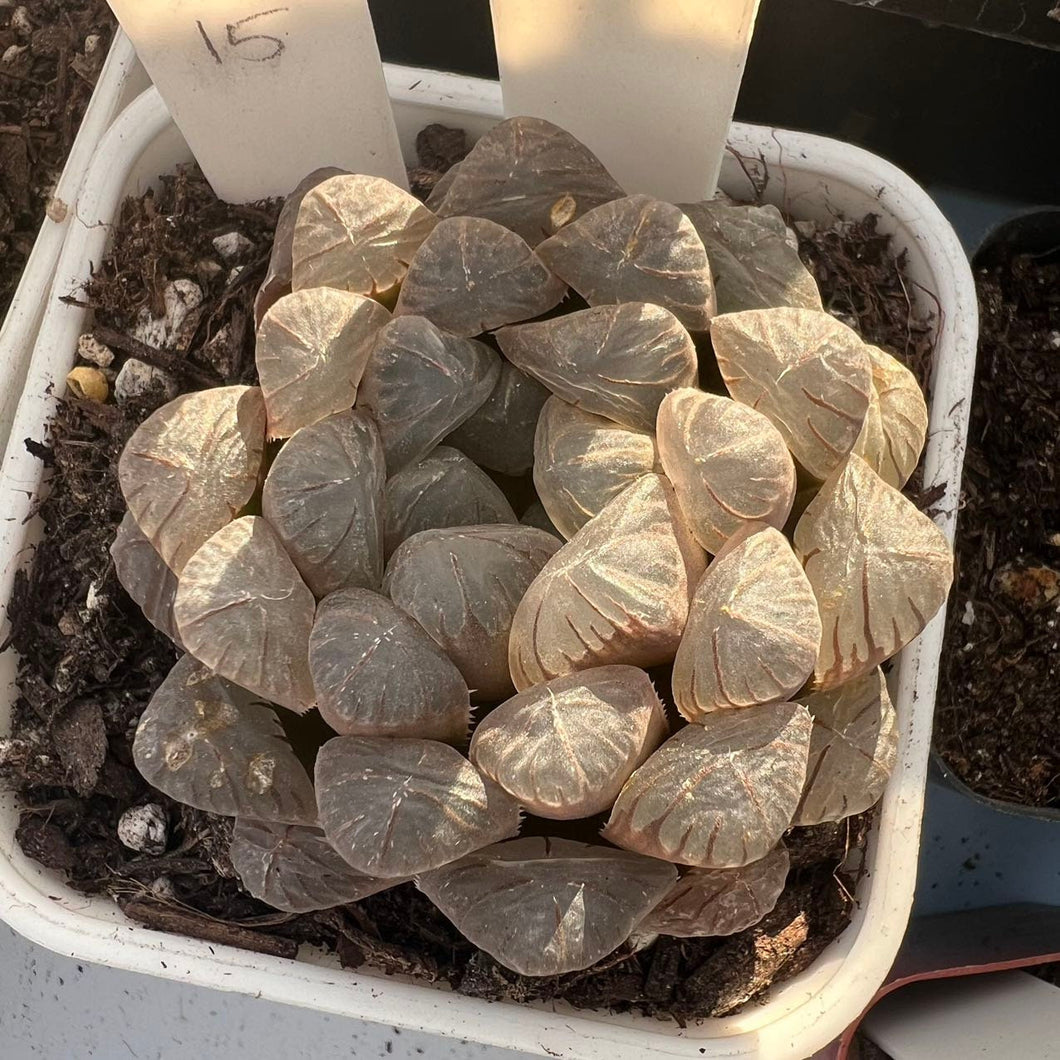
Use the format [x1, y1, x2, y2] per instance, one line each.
[84, 34, 102, 55]
[131, 309, 168, 350]
[45, 197, 68, 223]
[77, 333, 115, 367]
[165, 278, 204, 349]
[132, 279, 203, 351]
[65, 366, 109, 403]
[114, 358, 179, 408]
[117, 804, 169, 856]
[196, 258, 224, 282]
[11, 6, 31, 36]
[2, 44, 27, 64]
[0, 738, 25, 769]
[213, 232, 254, 262]
[149, 876, 177, 900]
[167, 276, 203, 310]
[961, 600, 975, 626]
[85, 579, 103, 614]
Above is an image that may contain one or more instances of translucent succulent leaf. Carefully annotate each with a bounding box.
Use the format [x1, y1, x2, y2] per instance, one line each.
[416, 837, 677, 976]
[656, 389, 796, 554]
[434, 116, 624, 246]
[132, 654, 315, 823]
[315, 736, 520, 877]
[603, 702, 813, 868]
[291, 174, 438, 298]
[383, 447, 516, 558]
[520, 500, 560, 537]
[712, 307, 873, 480]
[794, 669, 898, 825]
[497, 303, 697, 432]
[384, 525, 562, 702]
[851, 345, 929, 488]
[509, 474, 706, 690]
[638, 843, 790, 938]
[110, 511, 182, 646]
[256, 288, 389, 439]
[672, 524, 821, 720]
[469, 666, 667, 819]
[393, 216, 567, 337]
[533, 396, 659, 539]
[357, 315, 500, 473]
[536, 195, 716, 331]
[118, 385, 266, 574]
[309, 588, 470, 742]
[794, 455, 953, 690]
[444, 362, 551, 476]
[261, 410, 385, 597]
[678, 201, 821, 314]
[230, 819, 403, 913]
[174, 517, 316, 714]
[256, 167, 347, 326]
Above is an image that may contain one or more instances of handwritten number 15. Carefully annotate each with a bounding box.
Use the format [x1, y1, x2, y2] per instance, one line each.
[197, 7, 290, 65]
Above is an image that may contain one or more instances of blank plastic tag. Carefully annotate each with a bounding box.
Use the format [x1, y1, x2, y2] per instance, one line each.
[106, 1, 406, 203]
[490, 0, 761, 202]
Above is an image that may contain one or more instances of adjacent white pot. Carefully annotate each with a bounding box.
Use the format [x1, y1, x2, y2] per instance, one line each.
[0, 68, 977, 1060]
[0, 30, 148, 456]
[862, 971, 1060, 1059]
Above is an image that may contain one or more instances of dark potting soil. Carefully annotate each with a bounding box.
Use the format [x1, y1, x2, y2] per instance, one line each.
[2, 139, 934, 1022]
[0, 0, 116, 321]
[933, 251, 1060, 810]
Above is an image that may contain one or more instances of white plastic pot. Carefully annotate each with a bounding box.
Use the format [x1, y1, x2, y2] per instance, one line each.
[0, 69, 977, 1060]
[0, 30, 148, 456]
[862, 971, 1060, 1059]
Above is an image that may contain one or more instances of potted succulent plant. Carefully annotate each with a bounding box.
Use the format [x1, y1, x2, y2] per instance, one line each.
[0, 71, 975, 1060]
[95, 113, 955, 976]
[934, 208, 1060, 821]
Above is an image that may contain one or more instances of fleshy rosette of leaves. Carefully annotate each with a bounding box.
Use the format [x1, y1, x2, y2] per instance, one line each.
[110, 115, 947, 980]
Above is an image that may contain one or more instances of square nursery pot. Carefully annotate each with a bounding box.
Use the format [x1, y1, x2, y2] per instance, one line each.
[920, 208, 1060, 920]
[861, 969, 1060, 1058]
[0, 29, 149, 457]
[0, 68, 977, 1060]
[822, 903, 1060, 1058]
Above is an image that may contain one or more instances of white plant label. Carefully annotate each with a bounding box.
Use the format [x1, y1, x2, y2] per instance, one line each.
[490, 0, 761, 201]
[106, 0, 406, 203]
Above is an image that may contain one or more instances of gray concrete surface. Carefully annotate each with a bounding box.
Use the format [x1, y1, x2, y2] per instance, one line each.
[0, 923, 533, 1060]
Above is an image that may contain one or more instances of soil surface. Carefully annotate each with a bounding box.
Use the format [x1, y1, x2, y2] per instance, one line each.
[0, 0, 116, 321]
[934, 249, 1060, 809]
[2, 140, 935, 1021]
